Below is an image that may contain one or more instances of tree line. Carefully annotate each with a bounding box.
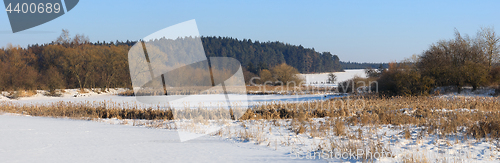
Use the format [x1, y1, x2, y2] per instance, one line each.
[0, 30, 132, 92]
[340, 61, 388, 69]
[202, 36, 343, 74]
[0, 30, 345, 92]
[370, 27, 500, 96]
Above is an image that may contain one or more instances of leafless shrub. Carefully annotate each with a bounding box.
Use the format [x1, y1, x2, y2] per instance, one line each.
[117, 89, 135, 96]
[404, 129, 411, 139]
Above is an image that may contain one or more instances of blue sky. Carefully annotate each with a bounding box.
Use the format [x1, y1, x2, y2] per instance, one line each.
[1, 0, 499, 62]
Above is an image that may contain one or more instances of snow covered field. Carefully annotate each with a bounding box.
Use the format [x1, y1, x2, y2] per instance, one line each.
[4, 111, 498, 162]
[0, 69, 366, 109]
[0, 114, 311, 163]
[2, 70, 500, 162]
[0, 89, 343, 162]
[214, 118, 500, 162]
[300, 69, 367, 87]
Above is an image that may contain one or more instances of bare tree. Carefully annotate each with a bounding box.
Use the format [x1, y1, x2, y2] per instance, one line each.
[419, 29, 488, 92]
[56, 29, 71, 45]
[259, 69, 273, 85]
[72, 34, 89, 45]
[271, 63, 304, 85]
[55, 29, 89, 46]
[328, 73, 337, 83]
[477, 26, 500, 68]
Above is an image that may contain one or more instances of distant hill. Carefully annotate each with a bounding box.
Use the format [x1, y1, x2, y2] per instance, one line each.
[340, 61, 389, 69]
[202, 36, 343, 74]
[118, 36, 345, 73]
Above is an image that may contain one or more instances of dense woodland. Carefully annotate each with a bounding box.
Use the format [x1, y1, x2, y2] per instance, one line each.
[202, 36, 343, 74]
[0, 30, 344, 91]
[340, 61, 388, 69]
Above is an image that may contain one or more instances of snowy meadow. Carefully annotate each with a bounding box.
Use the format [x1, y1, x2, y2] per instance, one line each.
[1, 69, 500, 162]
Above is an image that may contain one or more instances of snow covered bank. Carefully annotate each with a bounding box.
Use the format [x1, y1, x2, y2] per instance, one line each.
[0, 90, 344, 109]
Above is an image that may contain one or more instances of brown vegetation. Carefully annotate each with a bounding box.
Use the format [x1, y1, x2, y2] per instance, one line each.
[337, 76, 379, 94]
[0, 101, 173, 120]
[0, 30, 132, 92]
[2, 94, 500, 140]
[240, 95, 500, 139]
[252, 63, 305, 86]
[1, 95, 498, 162]
[372, 27, 500, 96]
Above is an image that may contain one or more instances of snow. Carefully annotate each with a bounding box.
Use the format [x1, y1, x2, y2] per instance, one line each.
[214, 118, 500, 162]
[1, 84, 499, 162]
[76, 115, 500, 162]
[0, 70, 369, 108]
[436, 86, 497, 98]
[299, 69, 367, 87]
[0, 89, 344, 109]
[0, 114, 310, 163]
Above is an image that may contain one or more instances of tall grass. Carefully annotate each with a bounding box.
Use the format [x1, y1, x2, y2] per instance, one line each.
[240, 95, 500, 139]
[2, 95, 500, 140]
[2, 95, 499, 162]
[117, 86, 337, 96]
[0, 101, 173, 120]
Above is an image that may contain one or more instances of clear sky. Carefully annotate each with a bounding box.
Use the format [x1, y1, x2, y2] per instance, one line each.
[1, 0, 499, 62]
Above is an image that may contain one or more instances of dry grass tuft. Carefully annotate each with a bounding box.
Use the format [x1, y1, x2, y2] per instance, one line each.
[404, 128, 411, 139]
[333, 118, 346, 136]
[5, 90, 37, 99]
